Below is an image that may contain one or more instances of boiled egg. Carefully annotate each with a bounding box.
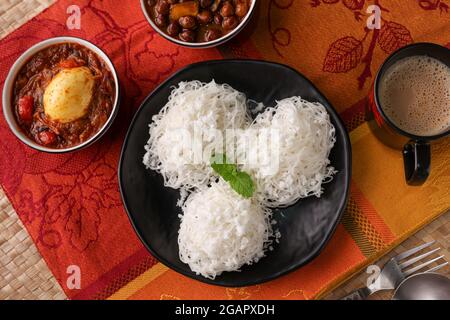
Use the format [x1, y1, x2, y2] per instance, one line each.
[43, 67, 94, 123]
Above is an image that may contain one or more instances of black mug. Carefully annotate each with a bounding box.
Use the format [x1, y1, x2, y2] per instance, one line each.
[367, 43, 450, 186]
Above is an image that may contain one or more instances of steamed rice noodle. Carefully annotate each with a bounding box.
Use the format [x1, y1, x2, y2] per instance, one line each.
[246, 96, 336, 207]
[143, 80, 250, 191]
[178, 181, 276, 279]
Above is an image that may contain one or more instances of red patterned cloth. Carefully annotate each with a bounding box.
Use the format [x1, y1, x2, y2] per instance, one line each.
[0, 0, 219, 297]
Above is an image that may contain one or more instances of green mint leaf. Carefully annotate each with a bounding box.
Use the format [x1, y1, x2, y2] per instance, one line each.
[229, 171, 255, 198]
[210, 154, 236, 182]
[210, 154, 255, 198]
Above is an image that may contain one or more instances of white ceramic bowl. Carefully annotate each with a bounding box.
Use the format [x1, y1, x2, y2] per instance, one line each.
[2, 36, 120, 153]
[140, 0, 257, 48]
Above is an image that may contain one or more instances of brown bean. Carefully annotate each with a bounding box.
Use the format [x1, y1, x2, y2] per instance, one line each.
[154, 14, 167, 27]
[155, 0, 170, 14]
[178, 16, 197, 29]
[213, 13, 222, 25]
[179, 29, 196, 42]
[197, 10, 213, 24]
[222, 15, 238, 30]
[220, 1, 234, 17]
[205, 28, 222, 41]
[167, 0, 178, 4]
[235, 2, 248, 18]
[199, 0, 213, 8]
[167, 22, 180, 36]
[147, 0, 157, 6]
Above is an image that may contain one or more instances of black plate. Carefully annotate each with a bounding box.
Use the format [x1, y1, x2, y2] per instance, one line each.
[119, 60, 352, 287]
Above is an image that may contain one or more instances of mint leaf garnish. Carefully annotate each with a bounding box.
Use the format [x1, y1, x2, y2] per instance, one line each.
[210, 154, 236, 181]
[229, 171, 255, 198]
[210, 154, 255, 198]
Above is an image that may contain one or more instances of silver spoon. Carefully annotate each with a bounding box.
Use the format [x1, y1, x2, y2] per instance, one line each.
[392, 272, 450, 300]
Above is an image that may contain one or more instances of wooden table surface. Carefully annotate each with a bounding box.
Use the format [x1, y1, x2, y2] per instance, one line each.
[0, 0, 448, 300]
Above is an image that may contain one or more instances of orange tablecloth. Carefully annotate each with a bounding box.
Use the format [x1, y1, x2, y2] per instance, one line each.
[0, 0, 449, 299]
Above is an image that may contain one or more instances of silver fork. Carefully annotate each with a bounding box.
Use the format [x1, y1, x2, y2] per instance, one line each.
[341, 240, 448, 300]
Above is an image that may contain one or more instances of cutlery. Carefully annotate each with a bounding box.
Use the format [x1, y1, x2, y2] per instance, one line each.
[341, 240, 448, 300]
[392, 272, 450, 300]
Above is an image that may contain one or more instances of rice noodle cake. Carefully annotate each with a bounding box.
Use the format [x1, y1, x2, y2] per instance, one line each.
[43, 66, 94, 123]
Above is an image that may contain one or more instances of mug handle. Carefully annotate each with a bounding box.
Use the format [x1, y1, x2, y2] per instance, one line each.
[403, 140, 430, 185]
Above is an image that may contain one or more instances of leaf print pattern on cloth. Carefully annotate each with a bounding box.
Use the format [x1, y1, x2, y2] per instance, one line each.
[311, 0, 367, 20]
[268, 0, 294, 57]
[282, 289, 308, 300]
[17, 158, 121, 251]
[310, 0, 448, 90]
[226, 286, 262, 300]
[323, 37, 363, 73]
[378, 21, 413, 54]
[417, 0, 449, 13]
[267, 0, 443, 88]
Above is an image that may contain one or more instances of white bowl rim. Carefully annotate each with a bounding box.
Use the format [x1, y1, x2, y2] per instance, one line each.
[139, 0, 257, 48]
[2, 36, 120, 153]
